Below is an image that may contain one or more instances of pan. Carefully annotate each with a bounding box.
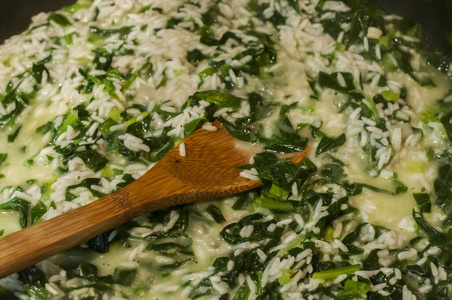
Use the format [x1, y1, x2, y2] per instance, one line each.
[1, 0, 451, 53]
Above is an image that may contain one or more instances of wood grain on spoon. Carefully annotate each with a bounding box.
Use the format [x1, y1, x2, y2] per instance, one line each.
[0, 121, 309, 278]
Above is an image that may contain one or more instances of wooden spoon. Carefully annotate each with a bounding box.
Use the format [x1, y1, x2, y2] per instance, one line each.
[0, 121, 308, 278]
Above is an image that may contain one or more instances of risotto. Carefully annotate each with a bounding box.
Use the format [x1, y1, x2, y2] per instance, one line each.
[0, 0, 451, 299]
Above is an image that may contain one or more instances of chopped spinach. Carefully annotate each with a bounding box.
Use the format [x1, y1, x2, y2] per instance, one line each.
[188, 90, 242, 109]
[0, 91, 30, 127]
[434, 163, 452, 211]
[206, 204, 226, 223]
[337, 279, 371, 299]
[7, 126, 21, 143]
[316, 134, 346, 156]
[31, 62, 50, 84]
[47, 13, 72, 27]
[0, 153, 7, 166]
[312, 264, 360, 279]
[31, 201, 47, 225]
[318, 72, 356, 93]
[0, 198, 30, 229]
[413, 193, 431, 214]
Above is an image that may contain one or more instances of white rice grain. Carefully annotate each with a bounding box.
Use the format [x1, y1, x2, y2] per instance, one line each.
[179, 143, 186, 157]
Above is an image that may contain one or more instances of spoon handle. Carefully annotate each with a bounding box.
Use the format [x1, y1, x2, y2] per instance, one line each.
[0, 163, 188, 278]
[0, 187, 135, 278]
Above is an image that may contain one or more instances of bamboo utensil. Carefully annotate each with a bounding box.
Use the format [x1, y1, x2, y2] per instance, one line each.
[0, 121, 308, 278]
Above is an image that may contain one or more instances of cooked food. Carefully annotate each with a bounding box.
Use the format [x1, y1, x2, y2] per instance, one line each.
[0, 0, 451, 299]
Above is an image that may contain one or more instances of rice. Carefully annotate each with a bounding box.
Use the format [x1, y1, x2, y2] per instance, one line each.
[179, 143, 186, 157]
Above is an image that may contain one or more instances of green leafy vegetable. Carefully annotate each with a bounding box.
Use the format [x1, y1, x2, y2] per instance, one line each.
[36, 122, 54, 134]
[220, 213, 284, 244]
[113, 268, 137, 286]
[77, 262, 98, 281]
[206, 204, 226, 223]
[318, 72, 355, 93]
[57, 107, 80, 134]
[426, 51, 451, 75]
[48, 13, 72, 27]
[138, 4, 151, 13]
[0, 198, 30, 229]
[31, 201, 47, 225]
[337, 279, 371, 299]
[434, 163, 452, 211]
[65, 178, 106, 201]
[248, 0, 286, 27]
[412, 210, 444, 246]
[7, 126, 21, 143]
[316, 134, 346, 156]
[76, 148, 109, 172]
[88, 232, 110, 253]
[189, 90, 242, 108]
[413, 193, 431, 213]
[62, 2, 90, 13]
[0, 91, 30, 127]
[312, 264, 360, 279]
[187, 49, 206, 65]
[19, 266, 49, 299]
[263, 115, 308, 154]
[241, 152, 308, 190]
[250, 193, 293, 211]
[89, 26, 133, 40]
[233, 284, 251, 300]
[268, 183, 289, 201]
[381, 90, 400, 101]
[0, 153, 7, 166]
[199, 26, 219, 46]
[278, 269, 297, 285]
[183, 118, 205, 137]
[93, 48, 113, 70]
[31, 62, 50, 83]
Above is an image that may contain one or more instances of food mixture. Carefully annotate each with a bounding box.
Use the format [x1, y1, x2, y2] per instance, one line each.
[0, 0, 451, 299]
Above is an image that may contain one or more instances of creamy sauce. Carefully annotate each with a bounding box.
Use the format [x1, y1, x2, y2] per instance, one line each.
[350, 191, 417, 240]
[0, 211, 21, 236]
[0, 102, 59, 189]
